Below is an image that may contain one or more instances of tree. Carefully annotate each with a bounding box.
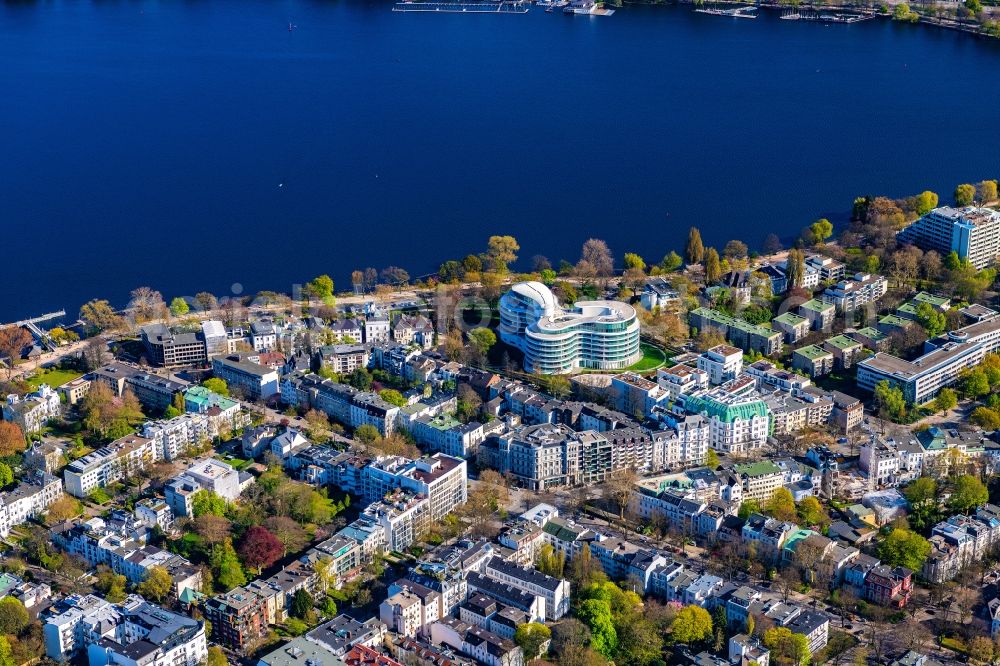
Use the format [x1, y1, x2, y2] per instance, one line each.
[380, 266, 410, 288]
[581, 239, 614, 278]
[95, 567, 128, 603]
[671, 605, 713, 644]
[129, 286, 166, 323]
[809, 218, 834, 245]
[878, 528, 931, 571]
[623, 252, 645, 271]
[661, 251, 684, 272]
[44, 495, 82, 526]
[765, 488, 797, 522]
[169, 297, 190, 317]
[193, 292, 218, 312]
[0, 326, 32, 379]
[763, 627, 810, 666]
[211, 540, 247, 591]
[378, 389, 407, 407]
[606, 467, 638, 520]
[263, 516, 309, 554]
[686, 227, 705, 264]
[514, 623, 552, 660]
[468, 327, 497, 357]
[536, 543, 566, 578]
[903, 477, 937, 508]
[705, 449, 720, 469]
[192, 490, 229, 518]
[738, 499, 762, 520]
[704, 247, 721, 284]
[0, 598, 29, 635]
[137, 565, 173, 602]
[874, 380, 907, 421]
[194, 514, 233, 545]
[797, 496, 829, 529]
[206, 646, 229, 666]
[486, 235, 519, 273]
[202, 377, 229, 397]
[962, 369, 990, 399]
[915, 302, 946, 337]
[577, 599, 617, 658]
[0, 423, 24, 458]
[616, 611, 664, 666]
[977, 180, 998, 204]
[79, 299, 124, 333]
[971, 406, 1000, 430]
[723, 239, 748, 259]
[785, 249, 806, 290]
[933, 387, 958, 413]
[913, 190, 939, 216]
[291, 588, 314, 619]
[968, 636, 994, 664]
[354, 424, 380, 447]
[763, 233, 783, 254]
[305, 275, 335, 303]
[950, 475, 988, 513]
[0, 636, 13, 666]
[955, 183, 976, 206]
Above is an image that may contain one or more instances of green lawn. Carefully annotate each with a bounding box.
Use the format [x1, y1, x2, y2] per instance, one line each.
[626, 343, 668, 373]
[25, 367, 83, 390]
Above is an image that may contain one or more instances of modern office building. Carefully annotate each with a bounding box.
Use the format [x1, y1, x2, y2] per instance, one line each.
[899, 206, 1000, 270]
[140, 321, 225, 367]
[857, 338, 986, 405]
[498, 281, 641, 374]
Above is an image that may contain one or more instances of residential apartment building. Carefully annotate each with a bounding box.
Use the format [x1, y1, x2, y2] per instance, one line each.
[678, 378, 772, 455]
[0, 471, 63, 537]
[823, 335, 864, 369]
[44, 594, 207, 664]
[64, 434, 160, 498]
[792, 345, 834, 378]
[697, 345, 744, 385]
[482, 556, 570, 620]
[821, 273, 888, 311]
[798, 299, 836, 332]
[3, 384, 60, 434]
[211, 354, 279, 401]
[898, 206, 1000, 269]
[688, 308, 782, 356]
[204, 587, 268, 650]
[733, 462, 784, 502]
[318, 344, 370, 374]
[772, 312, 810, 344]
[165, 458, 245, 517]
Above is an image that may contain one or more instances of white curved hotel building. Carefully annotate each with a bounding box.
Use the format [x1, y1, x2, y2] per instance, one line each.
[499, 281, 642, 374]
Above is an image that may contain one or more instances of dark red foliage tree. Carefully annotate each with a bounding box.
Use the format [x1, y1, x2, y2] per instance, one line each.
[238, 526, 284, 573]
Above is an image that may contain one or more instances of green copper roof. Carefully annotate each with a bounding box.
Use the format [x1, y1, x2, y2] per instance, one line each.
[733, 461, 782, 477]
[854, 327, 887, 341]
[824, 335, 861, 351]
[800, 299, 834, 313]
[774, 312, 808, 326]
[794, 345, 832, 361]
[685, 394, 771, 424]
[879, 315, 912, 328]
[913, 292, 950, 308]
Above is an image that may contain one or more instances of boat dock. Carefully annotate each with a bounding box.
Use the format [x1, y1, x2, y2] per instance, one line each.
[802, 12, 874, 22]
[392, 1, 529, 12]
[693, 5, 757, 17]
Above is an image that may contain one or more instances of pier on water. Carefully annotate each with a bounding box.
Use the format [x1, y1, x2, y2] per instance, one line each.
[392, 1, 529, 12]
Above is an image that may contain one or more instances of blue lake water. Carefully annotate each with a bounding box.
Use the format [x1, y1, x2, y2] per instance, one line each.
[2, 0, 999, 321]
